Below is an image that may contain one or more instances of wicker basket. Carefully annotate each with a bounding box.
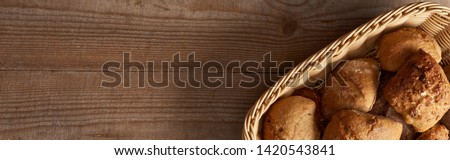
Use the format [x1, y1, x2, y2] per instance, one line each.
[243, 2, 450, 140]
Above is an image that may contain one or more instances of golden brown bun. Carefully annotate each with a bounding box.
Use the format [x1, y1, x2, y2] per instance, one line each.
[322, 58, 380, 119]
[377, 28, 441, 72]
[322, 110, 403, 140]
[417, 124, 449, 140]
[291, 88, 327, 133]
[384, 50, 450, 132]
[263, 96, 320, 140]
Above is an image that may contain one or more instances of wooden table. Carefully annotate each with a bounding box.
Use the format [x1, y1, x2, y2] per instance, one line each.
[1, 0, 449, 139]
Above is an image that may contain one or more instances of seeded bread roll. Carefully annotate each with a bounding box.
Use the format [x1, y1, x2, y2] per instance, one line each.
[384, 50, 450, 132]
[322, 58, 380, 119]
[263, 96, 320, 140]
[417, 124, 449, 140]
[323, 110, 403, 140]
[377, 28, 441, 71]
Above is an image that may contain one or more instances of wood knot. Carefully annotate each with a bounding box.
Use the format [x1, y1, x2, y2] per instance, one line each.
[282, 19, 297, 36]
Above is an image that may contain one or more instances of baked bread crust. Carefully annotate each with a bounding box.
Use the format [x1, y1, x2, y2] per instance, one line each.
[440, 65, 450, 129]
[322, 110, 403, 140]
[377, 28, 441, 71]
[291, 88, 327, 133]
[322, 58, 380, 119]
[417, 124, 449, 140]
[263, 96, 320, 140]
[384, 50, 450, 132]
[384, 107, 418, 140]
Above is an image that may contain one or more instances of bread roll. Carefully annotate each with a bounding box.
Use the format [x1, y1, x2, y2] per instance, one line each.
[417, 124, 449, 140]
[263, 96, 320, 140]
[323, 110, 403, 140]
[377, 28, 441, 71]
[291, 88, 326, 133]
[384, 50, 450, 132]
[441, 66, 450, 129]
[322, 58, 380, 119]
[384, 107, 418, 140]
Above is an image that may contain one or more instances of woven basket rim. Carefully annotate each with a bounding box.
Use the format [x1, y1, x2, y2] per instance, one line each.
[242, 1, 450, 140]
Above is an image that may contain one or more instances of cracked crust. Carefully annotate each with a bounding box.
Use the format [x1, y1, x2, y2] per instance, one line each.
[263, 96, 320, 140]
[322, 110, 403, 140]
[384, 50, 450, 132]
[377, 28, 441, 72]
[322, 58, 380, 119]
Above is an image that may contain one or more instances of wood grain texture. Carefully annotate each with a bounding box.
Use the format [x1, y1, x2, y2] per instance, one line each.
[0, 71, 266, 139]
[1, 0, 449, 139]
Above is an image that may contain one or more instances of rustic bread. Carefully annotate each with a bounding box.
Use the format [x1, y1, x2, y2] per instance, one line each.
[417, 124, 449, 140]
[384, 50, 450, 132]
[263, 96, 320, 140]
[384, 107, 418, 140]
[377, 28, 441, 71]
[291, 88, 326, 133]
[440, 65, 450, 129]
[322, 58, 380, 119]
[322, 109, 403, 140]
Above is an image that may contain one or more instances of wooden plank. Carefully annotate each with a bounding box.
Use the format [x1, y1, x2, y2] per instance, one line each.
[2, 0, 448, 71]
[0, 70, 269, 139]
